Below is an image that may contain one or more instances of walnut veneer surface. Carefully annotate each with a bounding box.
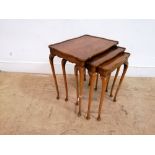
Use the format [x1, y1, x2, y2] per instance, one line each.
[49, 35, 118, 62]
[86, 46, 125, 72]
[97, 52, 130, 75]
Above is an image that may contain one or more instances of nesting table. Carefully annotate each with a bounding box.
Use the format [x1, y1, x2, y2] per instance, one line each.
[49, 35, 119, 116]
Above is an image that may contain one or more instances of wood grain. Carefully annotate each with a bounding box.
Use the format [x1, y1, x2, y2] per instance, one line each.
[49, 35, 118, 62]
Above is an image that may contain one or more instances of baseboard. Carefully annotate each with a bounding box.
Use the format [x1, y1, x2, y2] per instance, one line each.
[0, 61, 155, 77]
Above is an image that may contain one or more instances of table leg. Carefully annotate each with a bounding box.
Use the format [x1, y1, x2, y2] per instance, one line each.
[113, 64, 128, 102]
[84, 68, 86, 81]
[88, 77, 90, 86]
[49, 54, 59, 99]
[94, 73, 98, 90]
[61, 59, 68, 101]
[97, 76, 107, 121]
[106, 73, 111, 92]
[74, 65, 79, 105]
[78, 66, 84, 116]
[110, 66, 121, 97]
[86, 72, 96, 120]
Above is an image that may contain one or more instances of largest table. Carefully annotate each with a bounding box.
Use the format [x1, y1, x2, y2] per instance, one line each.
[49, 35, 118, 116]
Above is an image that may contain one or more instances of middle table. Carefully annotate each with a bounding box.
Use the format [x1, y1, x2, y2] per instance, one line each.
[49, 35, 118, 116]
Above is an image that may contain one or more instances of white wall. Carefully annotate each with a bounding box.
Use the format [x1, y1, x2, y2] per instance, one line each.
[0, 19, 155, 77]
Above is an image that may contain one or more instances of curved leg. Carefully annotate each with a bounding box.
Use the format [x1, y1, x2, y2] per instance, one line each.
[78, 66, 84, 116]
[110, 66, 121, 97]
[74, 65, 79, 105]
[86, 72, 96, 120]
[49, 54, 59, 99]
[61, 59, 68, 101]
[94, 73, 99, 90]
[113, 64, 128, 102]
[88, 77, 90, 86]
[88, 71, 91, 86]
[97, 76, 107, 121]
[84, 68, 86, 81]
[106, 73, 111, 92]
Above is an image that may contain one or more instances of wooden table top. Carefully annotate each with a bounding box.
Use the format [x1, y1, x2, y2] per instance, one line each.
[86, 46, 125, 72]
[49, 35, 118, 62]
[87, 46, 126, 68]
[97, 52, 130, 75]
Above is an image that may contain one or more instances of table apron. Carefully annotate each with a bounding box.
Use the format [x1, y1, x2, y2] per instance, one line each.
[50, 49, 85, 67]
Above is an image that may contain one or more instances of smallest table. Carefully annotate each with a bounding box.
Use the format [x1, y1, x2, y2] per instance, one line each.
[86, 49, 130, 120]
[48, 35, 118, 116]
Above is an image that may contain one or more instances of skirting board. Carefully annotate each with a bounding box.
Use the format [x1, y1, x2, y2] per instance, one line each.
[0, 61, 155, 77]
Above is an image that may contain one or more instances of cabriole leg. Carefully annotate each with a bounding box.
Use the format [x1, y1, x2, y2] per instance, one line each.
[110, 66, 121, 97]
[49, 54, 59, 99]
[84, 68, 86, 81]
[74, 65, 79, 105]
[78, 66, 84, 116]
[106, 73, 111, 92]
[86, 72, 96, 120]
[113, 64, 128, 102]
[61, 59, 68, 101]
[97, 76, 107, 121]
[94, 73, 99, 90]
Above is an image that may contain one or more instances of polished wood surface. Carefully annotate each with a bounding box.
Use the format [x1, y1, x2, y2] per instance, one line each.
[86, 46, 125, 72]
[49, 35, 119, 116]
[49, 35, 118, 62]
[49, 35, 130, 120]
[97, 53, 130, 76]
[86, 52, 130, 120]
[86, 47, 125, 91]
[97, 54, 130, 120]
